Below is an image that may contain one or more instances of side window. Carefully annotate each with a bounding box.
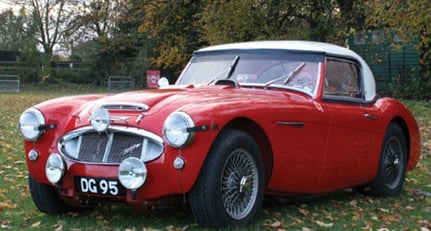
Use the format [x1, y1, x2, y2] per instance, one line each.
[324, 59, 362, 99]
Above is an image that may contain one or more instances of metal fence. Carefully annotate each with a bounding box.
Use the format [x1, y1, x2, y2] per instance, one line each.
[0, 75, 20, 92]
[108, 76, 135, 92]
[350, 44, 420, 93]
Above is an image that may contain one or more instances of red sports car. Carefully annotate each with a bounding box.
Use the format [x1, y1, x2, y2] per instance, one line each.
[18, 41, 421, 227]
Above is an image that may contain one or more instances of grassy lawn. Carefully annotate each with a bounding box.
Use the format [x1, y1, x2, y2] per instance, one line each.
[0, 86, 430, 230]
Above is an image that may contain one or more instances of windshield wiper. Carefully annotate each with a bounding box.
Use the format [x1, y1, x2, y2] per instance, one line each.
[264, 62, 306, 89]
[207, 55, 240, 84]
[225, 55, 240, 79]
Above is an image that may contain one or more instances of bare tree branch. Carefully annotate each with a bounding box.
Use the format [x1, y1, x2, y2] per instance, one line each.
[8, 0, 78, 56]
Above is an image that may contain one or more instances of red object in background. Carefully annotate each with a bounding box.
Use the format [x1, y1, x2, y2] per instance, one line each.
[146, 70, 160, 88]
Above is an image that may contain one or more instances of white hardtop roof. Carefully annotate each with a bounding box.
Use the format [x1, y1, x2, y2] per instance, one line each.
[198, 40, 357, 59]
[196, 40, 377, 102]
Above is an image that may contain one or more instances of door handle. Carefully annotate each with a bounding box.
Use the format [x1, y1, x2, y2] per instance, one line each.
[364, 113, 378, 120]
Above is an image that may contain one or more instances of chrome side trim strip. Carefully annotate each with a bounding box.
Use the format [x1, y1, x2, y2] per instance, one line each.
[276, 121, 305, 127]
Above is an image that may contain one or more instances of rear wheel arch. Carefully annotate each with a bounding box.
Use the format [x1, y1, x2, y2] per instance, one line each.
[368, 121, 408, 196]
[389, 117, 410, 160]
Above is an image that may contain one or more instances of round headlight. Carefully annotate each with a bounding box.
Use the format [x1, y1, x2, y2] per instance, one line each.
[45, 153, 65, 184]
[118, 157, 147, 190]
[18, 108, 45, 141]
[90, 106, 110, 132]
[163, 112, 195, 148]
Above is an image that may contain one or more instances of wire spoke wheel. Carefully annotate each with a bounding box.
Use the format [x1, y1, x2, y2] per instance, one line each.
[221, 148, 259, 220]
[369, 123, 407, 197]
[189, 129, 265, 227]
[383, 136, 404, 189]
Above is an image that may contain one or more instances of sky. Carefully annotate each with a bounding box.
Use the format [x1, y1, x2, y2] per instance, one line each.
[0, 2, 18, 12]
[0, 2, 7, 9]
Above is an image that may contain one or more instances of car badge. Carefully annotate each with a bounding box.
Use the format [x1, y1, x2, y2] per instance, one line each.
[122, 143, 142, 156]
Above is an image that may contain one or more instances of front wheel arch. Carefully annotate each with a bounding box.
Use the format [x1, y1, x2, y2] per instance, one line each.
[223, 117, 273, 183]
[28, 175, 72, 214]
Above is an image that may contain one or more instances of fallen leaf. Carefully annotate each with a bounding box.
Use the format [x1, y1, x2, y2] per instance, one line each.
[270, 221, 282, 228]
[31, 221, 41, 228]
[54, 224, 63, 231]
[298, 208, 309, 216]
[316, 220, 333, 228]
[377, 208, 390, 213]
[352, 211, 363, 221]
[349, 199, 358, 207]
[405, 206, 415, 210]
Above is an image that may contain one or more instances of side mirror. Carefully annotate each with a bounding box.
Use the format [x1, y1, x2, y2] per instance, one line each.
[158, 77, 169, 88]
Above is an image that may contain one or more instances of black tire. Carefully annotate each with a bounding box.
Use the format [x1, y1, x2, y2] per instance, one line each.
[29, 175, 72, 214]
[369, 123, 408, 197]
[189, 129, 265, 228]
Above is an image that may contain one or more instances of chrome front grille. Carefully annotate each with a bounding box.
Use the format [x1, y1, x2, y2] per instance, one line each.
[59, 126, 163, 164]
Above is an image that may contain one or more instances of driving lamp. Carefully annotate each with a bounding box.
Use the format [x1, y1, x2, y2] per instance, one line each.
[45, 153, 65, 184]
[118, 157, 147, 190]
[90, 106, 110, 132]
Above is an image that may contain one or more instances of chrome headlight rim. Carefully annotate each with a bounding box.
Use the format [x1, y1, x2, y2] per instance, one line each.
[162, 111, 195, 148]
[18, 108, 45, 141]
[45, 153, 65, 184]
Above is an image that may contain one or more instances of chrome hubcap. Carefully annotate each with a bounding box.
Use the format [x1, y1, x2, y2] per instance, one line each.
[239, 175, 253, 193]
[221, 149, 259, 220]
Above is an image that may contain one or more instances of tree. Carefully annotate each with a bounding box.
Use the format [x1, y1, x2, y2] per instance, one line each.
[197, 0, 359, 45]
[5, 0, 79, 56]
[0, 8, 39, 59]
[366, 0, 431, 99]
[136, 0, 203, 79]
[75, 0, 148, 83]
[366, 0, 431, 72]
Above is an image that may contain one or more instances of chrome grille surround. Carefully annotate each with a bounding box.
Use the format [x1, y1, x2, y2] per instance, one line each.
[58, 126, 163, 164]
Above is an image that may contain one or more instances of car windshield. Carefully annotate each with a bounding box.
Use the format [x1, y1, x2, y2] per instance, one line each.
[177, 50, 324, 96]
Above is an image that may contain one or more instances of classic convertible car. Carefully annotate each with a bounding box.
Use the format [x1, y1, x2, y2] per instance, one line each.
[18, 41, 421, 227]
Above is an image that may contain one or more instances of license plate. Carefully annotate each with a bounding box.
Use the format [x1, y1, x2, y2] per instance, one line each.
[75, 176, 126, 196]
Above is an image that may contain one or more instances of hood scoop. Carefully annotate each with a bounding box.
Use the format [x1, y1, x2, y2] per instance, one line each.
[102, 102, 150, 112]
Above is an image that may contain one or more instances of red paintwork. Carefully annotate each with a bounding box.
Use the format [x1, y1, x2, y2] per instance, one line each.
[23, 68, 421, 209]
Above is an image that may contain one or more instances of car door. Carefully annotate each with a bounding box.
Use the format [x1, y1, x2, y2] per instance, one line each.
[264, 61, 330, 194]
[317, 58, 382, 191]
[266, 97, 330, 194]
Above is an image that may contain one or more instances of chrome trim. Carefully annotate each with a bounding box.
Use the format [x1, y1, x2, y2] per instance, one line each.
[58, 125, 163, 165]
[364, 113, 378, 120]
[240, 83, 315, 98]
[276, 121, 304, 127]
[102, 102, 149, 111]
[110, 116, 130, 123]
[163, 111, 195, 148]
[18, 108, 46, 141]
[136, 113, 145, 123]
[102, 133, 114, 162]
